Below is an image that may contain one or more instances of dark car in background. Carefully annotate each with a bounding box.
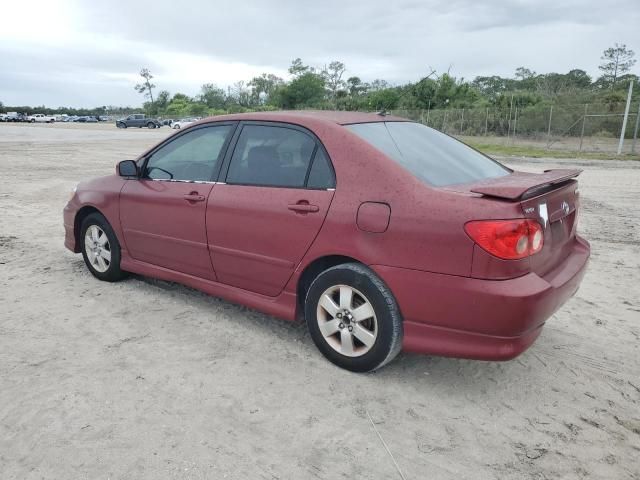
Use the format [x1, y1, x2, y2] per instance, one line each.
[116, 114, 162, 129]
[74, 116, 96, 123]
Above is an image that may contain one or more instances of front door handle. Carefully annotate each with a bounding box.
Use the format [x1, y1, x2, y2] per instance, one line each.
[288, 202, 319, 213]
[184, 192, 205, 202]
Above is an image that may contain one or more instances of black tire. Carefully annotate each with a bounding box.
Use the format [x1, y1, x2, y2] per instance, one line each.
[117, 122, 126, 129]
[174, 124, 180, 129]
[305, 263, 403, 372]
[80, 213, 127, 282]
[146, 122, 155, 129]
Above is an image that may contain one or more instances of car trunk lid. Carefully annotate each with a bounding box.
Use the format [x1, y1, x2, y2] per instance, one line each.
[520, 179, 580, 277]
[449, 169, 582, 277]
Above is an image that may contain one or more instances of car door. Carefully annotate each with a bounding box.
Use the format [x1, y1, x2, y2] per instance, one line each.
[120, 123, 236, 280]
[207, 122, 336, 296]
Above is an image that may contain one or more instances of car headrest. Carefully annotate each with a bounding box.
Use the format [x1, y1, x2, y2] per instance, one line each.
[247, 146, 280, 171]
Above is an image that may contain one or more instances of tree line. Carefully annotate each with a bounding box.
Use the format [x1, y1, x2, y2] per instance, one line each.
[1, 44, 637, 118]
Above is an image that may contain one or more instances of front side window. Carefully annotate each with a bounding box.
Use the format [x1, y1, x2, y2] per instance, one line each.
[347, 122, 509, 187]
[226, 125, 317, 188]
[145, 125, 233, 182]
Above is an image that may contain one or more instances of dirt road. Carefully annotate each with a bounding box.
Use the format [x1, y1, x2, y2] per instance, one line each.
[1, 123, 638, 479]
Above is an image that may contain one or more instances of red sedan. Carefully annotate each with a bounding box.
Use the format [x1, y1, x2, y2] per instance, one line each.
[63, 111, 589, 371]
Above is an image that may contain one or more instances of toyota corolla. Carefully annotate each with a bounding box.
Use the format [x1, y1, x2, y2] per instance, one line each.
[63, 111, 590, 371]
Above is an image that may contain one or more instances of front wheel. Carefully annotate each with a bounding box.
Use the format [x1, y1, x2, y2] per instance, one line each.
[80, 213, 127, 282]
[305, 263, 403, 372]
[117, 122, 126, 129]
[173, 124, 180, 129]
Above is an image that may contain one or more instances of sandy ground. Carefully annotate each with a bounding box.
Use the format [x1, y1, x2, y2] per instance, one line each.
[1, 122, 639, 480]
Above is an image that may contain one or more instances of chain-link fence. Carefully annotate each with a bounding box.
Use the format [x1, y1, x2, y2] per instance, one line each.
[391, 102, 640, 155]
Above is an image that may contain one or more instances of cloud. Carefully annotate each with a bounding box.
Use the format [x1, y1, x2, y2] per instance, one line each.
[0, 0, 638, 106]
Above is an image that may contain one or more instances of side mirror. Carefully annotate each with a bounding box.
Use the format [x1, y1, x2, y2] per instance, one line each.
[117, 160, 138, 177]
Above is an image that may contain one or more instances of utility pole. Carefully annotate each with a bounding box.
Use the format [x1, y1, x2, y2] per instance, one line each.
[547, 106, 553, 140]
[618, 81, 634, 155]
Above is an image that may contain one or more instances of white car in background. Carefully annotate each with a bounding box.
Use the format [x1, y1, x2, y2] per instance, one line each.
[172, 118, 198, 129]
[28, 113, 56, 123]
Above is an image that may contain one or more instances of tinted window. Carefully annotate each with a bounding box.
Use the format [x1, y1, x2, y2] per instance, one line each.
[227, 125, 316, 188]
[347, 122, 509, 187]
[145, 125, 232, 181]
[307, 149, 335, 189]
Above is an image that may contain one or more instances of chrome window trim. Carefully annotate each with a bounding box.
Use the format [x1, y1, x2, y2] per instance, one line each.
[145, 178, 216, 184]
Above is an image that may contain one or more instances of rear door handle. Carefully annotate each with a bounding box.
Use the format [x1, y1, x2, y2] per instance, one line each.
[288, 203, 319, 213]
[184, 192, 206, 202]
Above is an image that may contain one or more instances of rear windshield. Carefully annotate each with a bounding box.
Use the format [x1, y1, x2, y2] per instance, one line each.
[346, 122, 509, 187]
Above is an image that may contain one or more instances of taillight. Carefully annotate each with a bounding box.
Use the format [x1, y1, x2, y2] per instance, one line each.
[465, 219, 544, 260]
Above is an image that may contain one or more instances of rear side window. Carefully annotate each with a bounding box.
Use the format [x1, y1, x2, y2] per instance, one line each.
[307, 149, 335, 189]
[347, 122, 509, 187]
[226, 125, 317, 188]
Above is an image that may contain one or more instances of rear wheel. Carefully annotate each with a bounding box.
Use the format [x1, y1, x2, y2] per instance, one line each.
[305, 263, 403, 372]
[80, 213, 127, 282]
[147, 122, 156, 129]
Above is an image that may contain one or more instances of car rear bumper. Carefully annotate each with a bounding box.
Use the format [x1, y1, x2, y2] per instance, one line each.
[371, 235, 590, 361]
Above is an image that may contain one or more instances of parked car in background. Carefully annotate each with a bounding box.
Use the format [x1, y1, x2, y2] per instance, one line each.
[5, 112, 27, 122]
[28, 113, 56, 123]
[116, 114, 161, 129]
[0, 113, 7, 122]
[74, 116, 98, 123]
[63, 111, 589, 372]
[171, 118, 198, 129]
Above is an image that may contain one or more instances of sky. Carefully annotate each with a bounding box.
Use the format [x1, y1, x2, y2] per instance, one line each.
[1, 0, 639, 108]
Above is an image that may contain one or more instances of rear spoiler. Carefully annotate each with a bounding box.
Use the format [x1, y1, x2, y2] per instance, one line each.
[470, 169, 582, 200]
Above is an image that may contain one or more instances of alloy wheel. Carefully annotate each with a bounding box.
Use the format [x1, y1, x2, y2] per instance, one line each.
[84, 225, 111, 273]
[316, 285, 377, 357]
